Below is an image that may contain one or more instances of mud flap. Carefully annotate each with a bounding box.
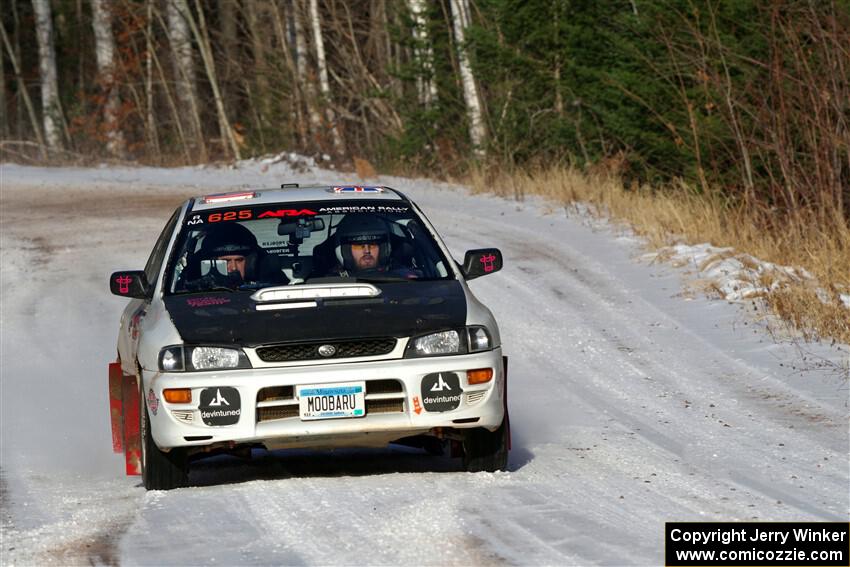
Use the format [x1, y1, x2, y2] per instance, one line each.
[503, 355, 511, 451]
[121, 373, 142, 476]
[108, 362, 124, 453]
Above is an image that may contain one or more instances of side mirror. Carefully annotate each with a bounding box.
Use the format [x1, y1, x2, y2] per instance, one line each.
[462, 248, 503, 280]
[110, 271, 150, 299]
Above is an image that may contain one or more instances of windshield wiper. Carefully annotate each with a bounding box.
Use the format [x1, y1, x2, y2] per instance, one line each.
[171, 286, 235, 295]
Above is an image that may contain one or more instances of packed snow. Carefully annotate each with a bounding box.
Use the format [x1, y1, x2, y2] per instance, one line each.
[1, 159, 847, 565]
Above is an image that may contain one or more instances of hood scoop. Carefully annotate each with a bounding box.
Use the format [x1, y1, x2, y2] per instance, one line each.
[250, 283, 381, 311]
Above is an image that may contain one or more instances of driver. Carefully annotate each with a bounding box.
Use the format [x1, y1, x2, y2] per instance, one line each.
[199, 223, 260, 284]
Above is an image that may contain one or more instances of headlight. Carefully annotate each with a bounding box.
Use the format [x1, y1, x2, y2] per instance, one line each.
[158, 346, 252, 372]
[412, 330, 461, 356]
[405, 327, 494, 358]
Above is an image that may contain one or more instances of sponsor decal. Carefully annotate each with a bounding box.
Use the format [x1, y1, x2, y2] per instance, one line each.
[413, 396, 422, 415]
[257, 209, 317, 218]
[208, 210, 253, 223]
[187, 214, 204, 226]
[186, 296, 231, 308]
[480, 253, 497, 273]
[317, 205, 409, 214]
[199, 387, 241, 426]
[147, 388, 159, 416]
[115, 275, 133, 294]
[420, 373, 462, 412]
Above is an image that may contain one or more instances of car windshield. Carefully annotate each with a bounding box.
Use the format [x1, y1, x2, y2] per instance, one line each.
[165, 200, 453, 294]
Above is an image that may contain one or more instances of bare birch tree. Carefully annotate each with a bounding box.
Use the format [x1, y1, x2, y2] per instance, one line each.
[408, 0, 437, 106]
[449, 0, 486, 156]
[182, 0, 242, 160]
[91, 0, 126, 157]
[0, 22, 44, 152]
[165, 0, 206, 161]
[293, 1, 322, 147]
[309, 0, 344, 155]
[31, 0, 63, 150]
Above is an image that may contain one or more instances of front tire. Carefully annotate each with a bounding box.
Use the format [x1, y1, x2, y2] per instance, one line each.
[462, 416, 509, 472]
[140, 393, 188, 490]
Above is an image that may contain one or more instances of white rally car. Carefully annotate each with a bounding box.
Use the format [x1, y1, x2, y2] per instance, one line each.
[108, 185, 509, 489]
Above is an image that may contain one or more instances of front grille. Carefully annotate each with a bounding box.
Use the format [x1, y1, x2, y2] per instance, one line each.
[257, 386, 294, 402]
[256, 379, 406, 423]
[366, 379, 403, 395]
[256, 338, 396, 362]
[366, 399, 405, 414]
[257, 406, 299, 421]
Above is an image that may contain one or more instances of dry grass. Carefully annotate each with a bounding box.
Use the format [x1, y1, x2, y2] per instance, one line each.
[465, 165, 850, 345]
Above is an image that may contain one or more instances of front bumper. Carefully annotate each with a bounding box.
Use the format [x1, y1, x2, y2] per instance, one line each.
[142, 348, 504, 450]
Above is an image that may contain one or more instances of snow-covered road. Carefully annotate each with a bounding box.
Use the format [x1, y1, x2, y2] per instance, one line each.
[1, 163, 847, 565]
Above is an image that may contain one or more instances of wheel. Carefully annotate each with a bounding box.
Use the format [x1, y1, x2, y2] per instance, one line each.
[140, 392, 188, 490]
[462, 416, 509, 472]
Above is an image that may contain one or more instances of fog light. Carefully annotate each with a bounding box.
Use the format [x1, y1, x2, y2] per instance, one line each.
[164, 388, 192, 403]
[467, 368, 493, 385]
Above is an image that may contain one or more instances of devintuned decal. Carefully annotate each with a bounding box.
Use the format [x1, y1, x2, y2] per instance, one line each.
[147, 388, 159, 416]
[199, 387, 241, 426]
[420, 372, 462, 412]
[479, 253, 497, 273]
[186, 297, 231, 308]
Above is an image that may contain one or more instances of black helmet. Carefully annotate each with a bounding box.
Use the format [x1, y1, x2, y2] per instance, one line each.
[201, 223, 258, 257]
[334, 214, 392, 271]
[199, 223, 259, 279]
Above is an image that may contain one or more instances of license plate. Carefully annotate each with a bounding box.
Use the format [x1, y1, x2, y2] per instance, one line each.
[297, 381, 366, 421]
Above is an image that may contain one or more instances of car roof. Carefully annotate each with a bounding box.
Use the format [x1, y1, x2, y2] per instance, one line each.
[190, 185, 407, 211]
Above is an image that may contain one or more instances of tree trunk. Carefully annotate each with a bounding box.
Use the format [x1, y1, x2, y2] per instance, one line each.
[309, 0, 344, 155]
[184, 0, 242, 160]
[31, 0, 64, 150]
[449, 0, 485, 156]
[144, 0, 161, 161]
[293, 0, 322, 149]
[91, 0, 126, 157]
[272, 1, 307, 148]
[165, 0, 206, 161]
[217, 0, 238, 113]
[0, 21, 44, 153]
[245, 0, 272, 132]
[408, 0, 437, 106]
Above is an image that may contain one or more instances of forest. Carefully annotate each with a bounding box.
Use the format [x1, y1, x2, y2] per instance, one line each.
[1, 0, 846, 217]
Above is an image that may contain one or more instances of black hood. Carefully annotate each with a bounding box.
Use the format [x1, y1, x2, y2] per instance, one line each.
[164, 280, 467, 346]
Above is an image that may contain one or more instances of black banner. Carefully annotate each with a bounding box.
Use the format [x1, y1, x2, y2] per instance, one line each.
[666, 522, 849, 566]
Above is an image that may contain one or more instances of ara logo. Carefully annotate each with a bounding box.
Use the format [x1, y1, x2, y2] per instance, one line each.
[420, 372, 462, 412]
[207, 388, 230, 406]
[257, 209, 317, 218]
[187, 214, 204, 225]
[430, 373, 453, 392]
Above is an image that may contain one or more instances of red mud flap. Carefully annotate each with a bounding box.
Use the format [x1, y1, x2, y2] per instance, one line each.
[503, 355, 511, 451]
[108, 361, 141, 475]
[108, 362, 124, 453]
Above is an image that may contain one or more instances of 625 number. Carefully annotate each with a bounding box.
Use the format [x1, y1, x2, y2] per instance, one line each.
[208, 210, 252, 223]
